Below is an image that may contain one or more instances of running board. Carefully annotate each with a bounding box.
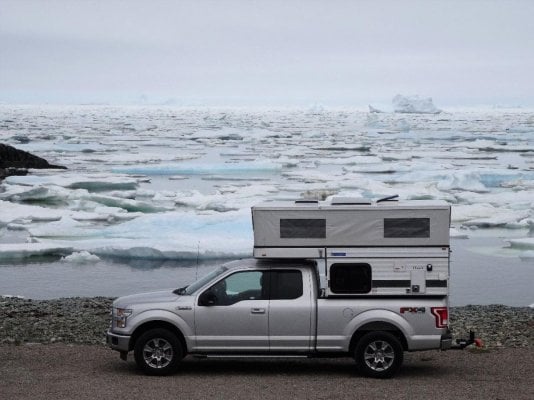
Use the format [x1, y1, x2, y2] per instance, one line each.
[193, 354, 309, 359]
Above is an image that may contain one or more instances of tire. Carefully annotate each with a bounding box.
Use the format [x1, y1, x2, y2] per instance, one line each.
[134, 328, 183, 376]
[354, 331, 404, 379]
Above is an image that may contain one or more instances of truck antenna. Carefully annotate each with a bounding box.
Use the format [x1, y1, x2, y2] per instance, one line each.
[195, 241, 200, 280]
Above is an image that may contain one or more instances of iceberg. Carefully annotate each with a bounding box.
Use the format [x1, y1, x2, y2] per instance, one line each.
[392, 94, 441, 114]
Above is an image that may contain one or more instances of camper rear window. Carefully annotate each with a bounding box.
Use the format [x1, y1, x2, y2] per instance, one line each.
[330, 263, 372, 294]
[280, 219, 326, 239]
[384, 218, 430, 238]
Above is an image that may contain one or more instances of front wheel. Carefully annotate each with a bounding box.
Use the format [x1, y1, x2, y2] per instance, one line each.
[134, 328, 183, 375]
[354, 331, 403, 378]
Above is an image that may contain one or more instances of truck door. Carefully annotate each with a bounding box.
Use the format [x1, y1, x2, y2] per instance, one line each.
[194, 270, 269, 352]
[268, 269, 313, 352]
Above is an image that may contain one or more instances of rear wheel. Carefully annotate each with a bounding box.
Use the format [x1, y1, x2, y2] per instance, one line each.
[134, 328, 183, 375]
[354, 331, 403, 378]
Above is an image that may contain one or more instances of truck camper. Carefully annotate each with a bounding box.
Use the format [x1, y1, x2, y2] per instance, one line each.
[107, 195, 477, 378]
[252, 195, 451, 298]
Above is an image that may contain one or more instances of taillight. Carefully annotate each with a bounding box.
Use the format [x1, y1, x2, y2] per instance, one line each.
[431, 307, 448, 328]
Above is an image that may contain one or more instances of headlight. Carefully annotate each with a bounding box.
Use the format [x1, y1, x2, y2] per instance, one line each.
[114, 308, 133, 328]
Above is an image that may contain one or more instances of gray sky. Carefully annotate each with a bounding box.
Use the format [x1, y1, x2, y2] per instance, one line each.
[1, 0, 533, 107]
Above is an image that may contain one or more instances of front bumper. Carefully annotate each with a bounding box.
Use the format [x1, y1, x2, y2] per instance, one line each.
[106, 330, 131, 352]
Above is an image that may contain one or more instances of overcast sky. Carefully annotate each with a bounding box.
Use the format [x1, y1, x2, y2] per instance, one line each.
[1, 0, 533, 107]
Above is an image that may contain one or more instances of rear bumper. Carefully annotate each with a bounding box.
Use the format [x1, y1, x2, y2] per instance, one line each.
[106, 330, 130, 352]
[440, 331, 453, 350]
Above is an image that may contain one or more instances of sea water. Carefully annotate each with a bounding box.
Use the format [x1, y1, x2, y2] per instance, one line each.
[1, 105, 533, 305]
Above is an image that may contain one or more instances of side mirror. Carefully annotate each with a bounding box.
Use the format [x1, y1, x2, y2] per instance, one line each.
[199, 290, 217, 306]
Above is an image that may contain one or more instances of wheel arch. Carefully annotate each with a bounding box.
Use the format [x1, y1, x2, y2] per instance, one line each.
[130, 320, 187, 353]
[349, 321, 409, 354]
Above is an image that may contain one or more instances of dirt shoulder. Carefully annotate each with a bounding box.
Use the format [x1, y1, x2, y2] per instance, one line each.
[1, 344, 533, 400]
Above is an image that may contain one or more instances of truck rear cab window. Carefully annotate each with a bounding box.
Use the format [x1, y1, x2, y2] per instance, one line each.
[384, 218, 430, 238]
[280, 219, 326, 238]
[330, 263, 372, 294]
[270, 270, 303, 300]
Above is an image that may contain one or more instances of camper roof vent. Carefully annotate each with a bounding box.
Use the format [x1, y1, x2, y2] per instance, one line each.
[331, 197, 372, 206]
[294, 199, 319, 205]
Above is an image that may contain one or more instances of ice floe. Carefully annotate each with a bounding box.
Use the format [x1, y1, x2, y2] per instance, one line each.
[1, 105, 533, 262]
[61, 251, 101, 264]
[0, 243, 73, 260]
[112, 161, 281, 176]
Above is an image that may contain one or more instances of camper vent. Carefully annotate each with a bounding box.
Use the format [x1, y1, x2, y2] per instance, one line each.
[331, 197, 372, 206]
[294, 200, 319, 205]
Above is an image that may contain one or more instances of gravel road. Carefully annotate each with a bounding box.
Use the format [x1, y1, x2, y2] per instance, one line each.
[1, 298, 532, 399]
[1, 344, 533, 400]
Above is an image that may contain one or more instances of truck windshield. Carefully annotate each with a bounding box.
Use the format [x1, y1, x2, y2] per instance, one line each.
[183, 266, 228, 295]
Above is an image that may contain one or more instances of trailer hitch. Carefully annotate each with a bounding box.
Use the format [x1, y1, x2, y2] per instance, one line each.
[450, 331, 483, 350]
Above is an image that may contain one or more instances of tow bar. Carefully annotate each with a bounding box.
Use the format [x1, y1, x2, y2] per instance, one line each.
[451, 331, 484, 350]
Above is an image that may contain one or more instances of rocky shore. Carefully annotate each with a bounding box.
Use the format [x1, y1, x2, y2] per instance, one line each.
[0, 296, 532, 348]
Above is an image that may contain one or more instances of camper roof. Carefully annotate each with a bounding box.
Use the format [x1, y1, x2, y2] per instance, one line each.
[253, 197, 450, 211]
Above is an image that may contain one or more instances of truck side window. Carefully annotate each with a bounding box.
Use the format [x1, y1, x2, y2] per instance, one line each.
[207, 271, 267, 306]
[330, 263, 372, 294]
[270, 270, 303, 300]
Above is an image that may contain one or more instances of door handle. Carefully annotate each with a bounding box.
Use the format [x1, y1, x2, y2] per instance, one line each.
[251, 308, 266, 314]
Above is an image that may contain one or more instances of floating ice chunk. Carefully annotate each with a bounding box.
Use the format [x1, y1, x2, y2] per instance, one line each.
[343, 165, 410, 174]
[0, 243, 73, 260]
[112, 161, 281, 176]
[392, 94, 441, 114]
[7, 223, 28, 231]
[83, 194, 174, 213]
[29, 217, 99, 239]
[437, 171, 489, 193]
[61, 251, 100, 264]
[4, 173, 139, 192]
[317, 156, 383, 166]
[0, 201, 63, 225]
[507, 238, 534, 250]
[450, 228, 469, 239]
[0, 184, 81, 204]
[174, 184, 279, 212]
[1, 295, 25, 299]
[85, 209, 255, 259]
[86, 152, 199, 164]
[462, 210, 531, 229]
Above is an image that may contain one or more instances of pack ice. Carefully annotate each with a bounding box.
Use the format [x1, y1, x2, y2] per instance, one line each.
[0, 105, 533, 261]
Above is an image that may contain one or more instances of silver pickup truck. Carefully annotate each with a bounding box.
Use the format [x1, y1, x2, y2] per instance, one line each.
[107, 198, 475, 378]
[107, 259, 453, 378]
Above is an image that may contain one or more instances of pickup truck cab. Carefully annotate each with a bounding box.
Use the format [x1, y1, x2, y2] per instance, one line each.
[107, 197, 473, 378]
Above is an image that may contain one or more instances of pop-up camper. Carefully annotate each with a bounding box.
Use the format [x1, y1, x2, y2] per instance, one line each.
[252, 196, 451, 297]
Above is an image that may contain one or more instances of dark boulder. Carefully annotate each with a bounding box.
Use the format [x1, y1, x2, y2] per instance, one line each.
[0, 143, 66, 180]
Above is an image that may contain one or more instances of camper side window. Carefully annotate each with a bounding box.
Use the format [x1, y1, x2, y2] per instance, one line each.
[384, 218, 430, 238]
[280, 219, 326, 238]
[330, 263, 372, 294]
